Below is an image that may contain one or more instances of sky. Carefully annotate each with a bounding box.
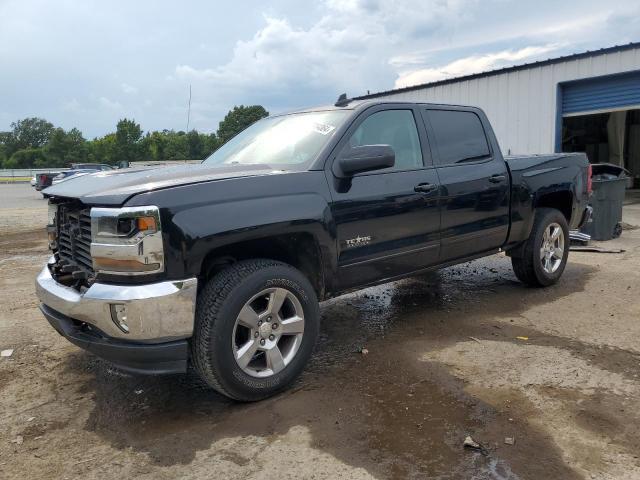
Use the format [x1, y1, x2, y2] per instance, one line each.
[1, 0, 639, 138]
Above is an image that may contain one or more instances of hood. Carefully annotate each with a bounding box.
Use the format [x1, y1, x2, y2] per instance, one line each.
[43, 163, 278, 206]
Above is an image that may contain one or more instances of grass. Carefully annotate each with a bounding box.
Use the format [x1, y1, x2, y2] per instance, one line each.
[0, 177, 31, 183]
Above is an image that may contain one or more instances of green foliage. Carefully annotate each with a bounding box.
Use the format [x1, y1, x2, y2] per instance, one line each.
[0, 104, 265, 168]
[5, 148, 47, 168]
[8, 118, 55, 152]
[45, 127, 88, 167]
[217, 105, 269, 144]
[115, 118, 143, 163]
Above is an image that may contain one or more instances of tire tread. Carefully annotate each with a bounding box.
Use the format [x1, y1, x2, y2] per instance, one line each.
[191, 259, 313, 400]
[511, 208, 568, 287]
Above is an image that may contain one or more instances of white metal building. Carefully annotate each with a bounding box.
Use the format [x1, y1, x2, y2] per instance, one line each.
[357, 42, 640, 182]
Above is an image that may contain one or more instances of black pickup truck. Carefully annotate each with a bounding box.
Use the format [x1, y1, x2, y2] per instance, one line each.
[36, 100, 591, 401]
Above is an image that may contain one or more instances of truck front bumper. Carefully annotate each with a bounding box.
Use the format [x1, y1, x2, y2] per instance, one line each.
[35, 259, 197, 374]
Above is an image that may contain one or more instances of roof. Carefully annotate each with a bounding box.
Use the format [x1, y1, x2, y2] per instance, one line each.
[356, 41, 640, 100]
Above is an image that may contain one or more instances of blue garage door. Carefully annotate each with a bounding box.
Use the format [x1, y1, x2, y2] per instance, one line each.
[562, 71, 640, 116]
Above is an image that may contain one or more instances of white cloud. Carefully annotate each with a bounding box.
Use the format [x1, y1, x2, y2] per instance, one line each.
[395, 44, 561, 88]
[175, 1, 475, 100]
[121, 83, 138, 94]
[2, 0, 639, 136]
[98, 96, 123, 111]
[62, 98, 83, 113]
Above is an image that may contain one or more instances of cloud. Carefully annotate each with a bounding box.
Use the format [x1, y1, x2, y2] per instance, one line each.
[62, 98, 83, 113]
[394, 44, 561, 88]
[121, 83, 138, 95]
[1, 0, 639, 136]
[99, 97, 123, 111]
[175, 1, 475, 103]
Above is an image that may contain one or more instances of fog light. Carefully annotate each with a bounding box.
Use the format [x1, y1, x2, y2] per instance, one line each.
[110, 304, 130, 333]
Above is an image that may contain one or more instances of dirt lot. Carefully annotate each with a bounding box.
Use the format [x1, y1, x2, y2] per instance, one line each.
[1, 184, 639, 479]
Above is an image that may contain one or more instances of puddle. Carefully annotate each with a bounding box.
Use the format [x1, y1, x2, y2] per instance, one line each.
[68, 254, 594, 478]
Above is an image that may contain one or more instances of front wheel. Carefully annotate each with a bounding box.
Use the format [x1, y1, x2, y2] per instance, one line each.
[191, 259, 320, 401]
[511, 208, 569, 287]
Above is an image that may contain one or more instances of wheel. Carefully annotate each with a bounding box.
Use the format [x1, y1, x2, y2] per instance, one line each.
[511, 208, 569, 287]
[191, 259, 320, 401]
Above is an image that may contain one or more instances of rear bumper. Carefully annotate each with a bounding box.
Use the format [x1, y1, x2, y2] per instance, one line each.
[577, 205, 593, 229]
[41, 304, 188, 374]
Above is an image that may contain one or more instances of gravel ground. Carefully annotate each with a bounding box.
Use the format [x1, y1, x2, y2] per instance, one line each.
[0, 184, 48, 235]
[1, 183, 639, 479]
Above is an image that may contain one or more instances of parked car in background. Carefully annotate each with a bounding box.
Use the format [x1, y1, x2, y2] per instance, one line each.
[35, 172, 61, 192]
[37, 99, 592, 401]
[51, 169, 100, 186]
[71, 163, 114, 171]
[30, 176, 36, 187]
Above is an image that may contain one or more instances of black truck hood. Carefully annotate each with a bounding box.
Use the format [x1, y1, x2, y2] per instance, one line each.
[44, 163, 277, 206]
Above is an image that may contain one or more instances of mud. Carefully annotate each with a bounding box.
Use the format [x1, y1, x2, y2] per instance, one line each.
[1, 184, 640, 479]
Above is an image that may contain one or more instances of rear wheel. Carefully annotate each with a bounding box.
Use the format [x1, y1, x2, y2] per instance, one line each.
[191, 259, 319, 401]
[511, 208, 569, 287]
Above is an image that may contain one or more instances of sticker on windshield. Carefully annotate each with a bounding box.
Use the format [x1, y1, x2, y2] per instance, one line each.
[312, 123, 336, 135]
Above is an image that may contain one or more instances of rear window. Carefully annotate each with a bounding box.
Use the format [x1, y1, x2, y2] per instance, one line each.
[427, 110, 490, 166]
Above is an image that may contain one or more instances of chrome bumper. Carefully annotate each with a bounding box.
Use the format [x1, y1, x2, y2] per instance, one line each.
[35, 259, 197, 342]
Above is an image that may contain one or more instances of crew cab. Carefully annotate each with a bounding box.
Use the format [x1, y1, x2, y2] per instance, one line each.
[36, 99, 591, 401]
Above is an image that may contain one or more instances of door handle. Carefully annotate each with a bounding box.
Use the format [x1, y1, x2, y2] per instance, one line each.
[488, 174, 507, 183]
[414, 183, 438, 193]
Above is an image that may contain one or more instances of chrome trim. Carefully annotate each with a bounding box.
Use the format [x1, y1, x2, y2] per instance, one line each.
[36, 258, 197, 342]
[90, 206, 164, 276]
[569, 230, 591, 243]
[579, 205, 593, 228]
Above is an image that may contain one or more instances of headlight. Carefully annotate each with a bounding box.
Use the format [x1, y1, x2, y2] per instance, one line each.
[90, 206, 164, 275]
[47, 203, 57, 226]
[47, 203, 57, 248]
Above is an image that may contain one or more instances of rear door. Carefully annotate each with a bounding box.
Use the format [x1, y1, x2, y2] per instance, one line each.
[326, 105, 441, 291]
[422, 107, 510, 261]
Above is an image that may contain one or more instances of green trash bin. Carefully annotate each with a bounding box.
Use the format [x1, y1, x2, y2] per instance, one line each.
[580, 163, 628, 241]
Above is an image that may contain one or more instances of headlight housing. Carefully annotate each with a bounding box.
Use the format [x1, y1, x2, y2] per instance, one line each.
[90, 206, 164, 275]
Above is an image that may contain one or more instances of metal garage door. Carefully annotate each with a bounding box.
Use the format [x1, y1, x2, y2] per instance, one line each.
[562, 71, 640, 116]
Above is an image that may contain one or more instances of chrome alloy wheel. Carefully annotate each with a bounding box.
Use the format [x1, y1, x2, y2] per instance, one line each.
[540, 222, 565, 274]
[232, 287, 305, 378]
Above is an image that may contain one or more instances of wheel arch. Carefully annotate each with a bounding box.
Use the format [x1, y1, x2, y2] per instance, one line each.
[199, 231, 329, 300]
[534, 189, 574, 224]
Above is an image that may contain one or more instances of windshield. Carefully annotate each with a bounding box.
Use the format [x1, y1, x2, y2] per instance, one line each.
[203, 110, 349, 169]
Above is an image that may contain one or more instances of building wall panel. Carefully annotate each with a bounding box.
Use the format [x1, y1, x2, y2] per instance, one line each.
[375, 47, 640, 154]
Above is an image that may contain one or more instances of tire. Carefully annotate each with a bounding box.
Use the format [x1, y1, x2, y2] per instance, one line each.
[191, 259, 320, 401]
[511, 208, 569, 287]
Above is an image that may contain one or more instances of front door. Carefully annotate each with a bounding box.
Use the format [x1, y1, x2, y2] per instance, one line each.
[326, 106, 441, 291]
[422, 107, 510, 261]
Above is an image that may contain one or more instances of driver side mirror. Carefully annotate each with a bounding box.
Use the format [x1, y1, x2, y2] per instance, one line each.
[334, 145, 395, 177]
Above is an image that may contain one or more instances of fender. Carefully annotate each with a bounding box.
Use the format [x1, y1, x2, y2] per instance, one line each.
[126, 171, 338, 292]
[505, 153, 588, 246]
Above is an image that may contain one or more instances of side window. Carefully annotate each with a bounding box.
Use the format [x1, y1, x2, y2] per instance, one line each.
[427, 110, 490, 166]
[345, 110, 423, 171]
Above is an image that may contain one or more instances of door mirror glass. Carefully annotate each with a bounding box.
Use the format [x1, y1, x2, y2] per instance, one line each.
[336, 145, 395, 177]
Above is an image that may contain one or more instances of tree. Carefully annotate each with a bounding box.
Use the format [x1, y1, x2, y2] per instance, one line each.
[9, 118, 55, 152]
[163, 131, 189, 159]
[202, 133, 219, 158]
[186, 130, 204, 159]
[5, 148, 46, 168]
[88, 133, 117, 164]
[217, 105, 268, 144]
[45, 127, 88, 166]
[114, 118, 143, 163]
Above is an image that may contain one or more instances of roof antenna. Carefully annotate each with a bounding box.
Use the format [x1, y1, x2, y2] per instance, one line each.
[335, 93, 350, 107]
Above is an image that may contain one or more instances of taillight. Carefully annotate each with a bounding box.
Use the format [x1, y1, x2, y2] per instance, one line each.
[586, 164, 593, 195]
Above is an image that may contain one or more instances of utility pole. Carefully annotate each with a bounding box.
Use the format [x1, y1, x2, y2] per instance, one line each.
[186, 84, 192, 131]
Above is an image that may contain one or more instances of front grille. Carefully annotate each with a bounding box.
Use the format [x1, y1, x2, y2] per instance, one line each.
[55, 202, 94, 278]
